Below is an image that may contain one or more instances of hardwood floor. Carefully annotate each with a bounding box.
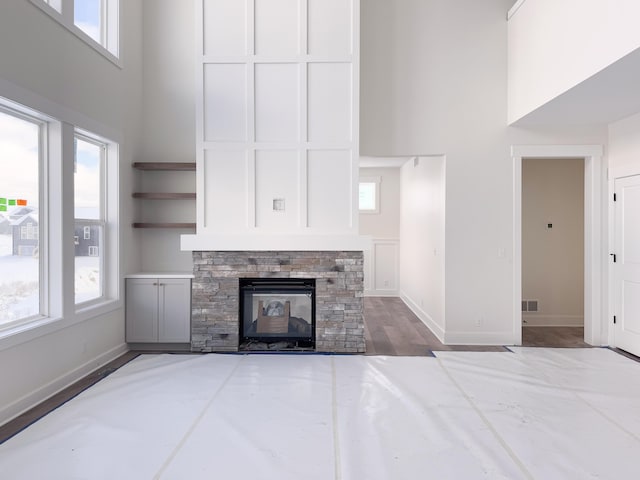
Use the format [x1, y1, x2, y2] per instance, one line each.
[521, 326, 589, 347]
[363, 297, 508, 355]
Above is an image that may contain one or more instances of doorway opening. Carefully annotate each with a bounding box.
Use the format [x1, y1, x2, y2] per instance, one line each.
[512, 145, 605, 347]
[521, 158, 588, 347]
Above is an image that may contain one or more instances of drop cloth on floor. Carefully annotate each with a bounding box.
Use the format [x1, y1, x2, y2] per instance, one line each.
[0, 349, 638, 480]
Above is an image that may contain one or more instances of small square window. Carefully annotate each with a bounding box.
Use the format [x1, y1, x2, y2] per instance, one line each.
[359, 177, 380, 214]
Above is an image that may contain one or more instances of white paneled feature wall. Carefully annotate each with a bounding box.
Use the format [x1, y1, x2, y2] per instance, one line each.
[193, 0, 360, 239]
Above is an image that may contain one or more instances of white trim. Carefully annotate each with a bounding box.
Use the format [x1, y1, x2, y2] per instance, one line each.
[359, 156, 411, 168]
[522, 315, 584, 327]
[507, 0, 527, 20]
[443, 331, 515, 346]
[364, 238, 399, 296]
[512, 145, 605, 346]
[0, 78, 122, 143]
[180, 233, 372, 252]
[608, 165, 640, 347]
[0, 342, 127, 426]
[28, 0, 122, 67]
[400, 291, 445, 343]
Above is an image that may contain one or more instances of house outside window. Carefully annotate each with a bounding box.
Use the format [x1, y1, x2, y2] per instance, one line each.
[0, 108, 42, 326]
[74, 134, 107, 305]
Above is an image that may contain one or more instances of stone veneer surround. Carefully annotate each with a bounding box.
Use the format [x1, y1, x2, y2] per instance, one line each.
[191, 251, 365, 353]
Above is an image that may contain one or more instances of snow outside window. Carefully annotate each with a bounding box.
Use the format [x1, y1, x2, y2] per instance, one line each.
[0, 108, 42, 326]
[74, 135, 105, 305]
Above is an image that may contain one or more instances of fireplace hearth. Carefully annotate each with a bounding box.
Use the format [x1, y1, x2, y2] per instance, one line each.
[239, 278, 315, 350]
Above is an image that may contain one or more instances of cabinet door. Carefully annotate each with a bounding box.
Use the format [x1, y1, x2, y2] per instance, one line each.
[126, 279, 159, 342]
[158, 278, 191, 342]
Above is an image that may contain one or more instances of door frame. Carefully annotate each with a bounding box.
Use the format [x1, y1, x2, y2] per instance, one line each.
[512, 145, 605, 346]
[608, 165, 640, 347]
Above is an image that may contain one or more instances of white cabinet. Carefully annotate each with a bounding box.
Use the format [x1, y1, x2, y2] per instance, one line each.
[126, 277, 191, 343]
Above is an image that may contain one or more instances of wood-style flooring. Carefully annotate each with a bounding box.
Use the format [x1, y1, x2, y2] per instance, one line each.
[522, 326, 589, 347]
[363, 296, 508, 355]
[363, 297, 593, 355]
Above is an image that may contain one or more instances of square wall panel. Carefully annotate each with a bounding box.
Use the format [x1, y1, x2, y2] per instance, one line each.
[255, 150, 299, 229]
[203, 149, 247, 231]
[255, 64, 300, 143]
[308, 0, 352, 56]
[308, 63, 352, 143]
[203, 0, 247, 56]
[255, 0, 300, 56]
[307, 150, 352, 230]
[204, 64, 247, 142]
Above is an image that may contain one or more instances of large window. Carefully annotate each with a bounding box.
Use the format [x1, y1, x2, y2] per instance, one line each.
[75, 134, 105, 305]
[0, 96, 119, 334]
[0, 109, 42, 325]
[31, 0, 119, 62]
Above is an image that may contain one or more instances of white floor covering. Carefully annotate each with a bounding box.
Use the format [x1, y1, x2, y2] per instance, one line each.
[0, 348, 639, 479]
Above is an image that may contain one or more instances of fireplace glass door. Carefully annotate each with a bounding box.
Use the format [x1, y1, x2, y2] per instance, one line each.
[239, 278, 315, 348]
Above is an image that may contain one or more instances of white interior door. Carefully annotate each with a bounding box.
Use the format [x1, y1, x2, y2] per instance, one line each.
[614, 175, 640, 356]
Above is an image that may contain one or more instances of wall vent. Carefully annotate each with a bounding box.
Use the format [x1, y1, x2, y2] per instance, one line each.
[527, 300, 538, 312]
[521, 300, 527, 312]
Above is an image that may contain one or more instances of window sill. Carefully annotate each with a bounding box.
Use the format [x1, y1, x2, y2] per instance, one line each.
[0, 298, 123, 353]
[29, 0, 122, 69]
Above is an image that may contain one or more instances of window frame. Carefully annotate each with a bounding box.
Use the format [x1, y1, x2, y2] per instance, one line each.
[29, 0, 121, 67]
[358, 176, 381, 214]
[0, 104, 49, 329]
[0, 93, 121, 344]
[74, 131, 108, 307]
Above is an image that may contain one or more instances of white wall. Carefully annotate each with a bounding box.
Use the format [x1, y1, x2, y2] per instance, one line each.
[522, 158, 584, 326]
[359, 167, 401, 295]
[138, 0, 196, 272]
[361, 0, 607, 344]
[508, 0, 640, 124]
[399, 156, 446, 340]
[0, 0, 143, 425]
[191, 0, 360, 245]
[609, 112, 640, 170]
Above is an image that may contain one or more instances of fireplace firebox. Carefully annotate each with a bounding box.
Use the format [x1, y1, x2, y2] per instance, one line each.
[239, 278, 316, 349]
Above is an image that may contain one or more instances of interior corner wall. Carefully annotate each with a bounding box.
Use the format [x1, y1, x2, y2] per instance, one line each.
[138, 0, 196, 272]
[508, 0, 640, 124]
[361, 0, 607, 344]
[0, 0, 143, 425]
[399, 156, 446, 339]
[522, 158, 584, 326]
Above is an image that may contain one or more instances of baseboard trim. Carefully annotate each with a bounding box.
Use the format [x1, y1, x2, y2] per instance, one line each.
[443, 331, 514, 346]
[522, 315, 584, 327]
[364, 290, 399, 297]
[0, 343, 129, 426]
[399, 291, 445, 343]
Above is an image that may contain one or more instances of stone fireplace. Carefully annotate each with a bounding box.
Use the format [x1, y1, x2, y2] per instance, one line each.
[191, 251, 365, 353]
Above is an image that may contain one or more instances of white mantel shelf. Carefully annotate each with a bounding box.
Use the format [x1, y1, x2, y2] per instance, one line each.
[180, 234, 372, 252]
